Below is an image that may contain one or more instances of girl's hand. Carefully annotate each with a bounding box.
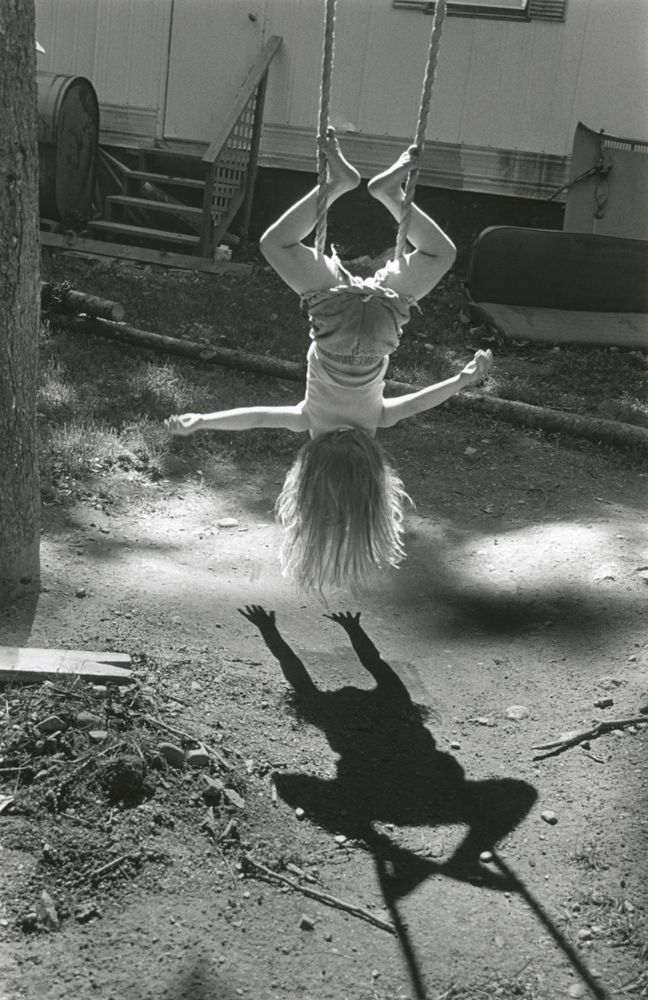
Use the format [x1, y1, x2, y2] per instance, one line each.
[461, 348, 493, 385]
[165, 413, 202, 436]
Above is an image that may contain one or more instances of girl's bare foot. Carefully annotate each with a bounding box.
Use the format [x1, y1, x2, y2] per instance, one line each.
[322, 127, 361, 196]
[368, 145, 419, 203]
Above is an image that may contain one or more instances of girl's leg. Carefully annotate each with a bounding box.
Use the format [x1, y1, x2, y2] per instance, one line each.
[260, 130, 361, 295]
[367, 147, 456, 302]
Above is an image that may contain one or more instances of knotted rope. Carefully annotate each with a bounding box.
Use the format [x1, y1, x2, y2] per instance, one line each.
[315, 0, 337, 255]
[395, 0, 448, 259]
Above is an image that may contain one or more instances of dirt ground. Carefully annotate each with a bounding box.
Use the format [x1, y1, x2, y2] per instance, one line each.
[1, 178, 647, 1000]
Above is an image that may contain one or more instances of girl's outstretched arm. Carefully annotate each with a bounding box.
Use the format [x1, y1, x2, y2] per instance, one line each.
[165, 402, 308, 435]
[380, 349, 492, 427]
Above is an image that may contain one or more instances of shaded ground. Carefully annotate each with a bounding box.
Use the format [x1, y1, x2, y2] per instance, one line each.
[1, 177, 647, 1000]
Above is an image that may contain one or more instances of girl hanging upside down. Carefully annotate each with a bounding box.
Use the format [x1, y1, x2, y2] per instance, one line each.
[166, 130, 493, 594]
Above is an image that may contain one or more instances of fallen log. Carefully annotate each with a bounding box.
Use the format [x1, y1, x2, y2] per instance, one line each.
[49, 313, 306, 383]
[49, 312, 648, 454]
[41, 281, 125, 322]
[448, 392, 648, 455]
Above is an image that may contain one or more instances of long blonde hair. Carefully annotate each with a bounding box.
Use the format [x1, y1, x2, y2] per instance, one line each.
[275, 428, 411, 593]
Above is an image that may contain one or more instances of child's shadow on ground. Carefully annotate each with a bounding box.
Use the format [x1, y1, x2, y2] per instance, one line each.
[239, 606, 538, 902]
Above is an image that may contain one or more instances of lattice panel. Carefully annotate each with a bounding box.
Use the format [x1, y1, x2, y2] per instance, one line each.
[211, 90, 258, 223]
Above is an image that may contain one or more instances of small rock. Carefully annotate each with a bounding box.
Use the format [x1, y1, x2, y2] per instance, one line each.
[88, 730, 108, 744]
[449, 741, 461, 750]
[74, 902, 101, 924]
[299, 914, 315, 931]
[594, 697, 614, 709]
[568, 984, 588, 998]
[599, 677, 622, 690]
[506, 704, 530, 721]
[591, 564, 619, 583]
[334, 834, 347, 846]
[201, 775, 225, 804]
[157, 742, 185, 768]
[294, 807, 306, 821]
[36, 714, 67, 734]
[479, 851, 493, 864]
[75, 587, 87, 598]
[21, 912, 38, 933]
[464, 446, 477, 457]
[186, 747, 210, 768]
[75, 710, 102, 730]
[541, 810, 558, 825]
[37, 889, 59, 930]
[148, 753, 166, 772]
[578, 927, 593, 941]
[218, 517, 239, 528]
[223, 787, 245, 809]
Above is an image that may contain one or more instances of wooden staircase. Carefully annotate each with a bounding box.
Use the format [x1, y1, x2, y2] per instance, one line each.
[89, 148, 209, 256]
[42, 36, 282, 270]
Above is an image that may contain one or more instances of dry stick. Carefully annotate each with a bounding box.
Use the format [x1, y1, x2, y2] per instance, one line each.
[532, 716, 647, 758]
[142, 713, 233, 771]
[88, 852, 141, 882]
[243, 854, 395, 935]
[51, 312, 648, 455]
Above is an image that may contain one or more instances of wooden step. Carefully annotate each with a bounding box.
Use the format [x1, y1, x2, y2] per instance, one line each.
[106, 195, 203, 221]
[127, 170, 205, 190]
[88, 220, 199, 248]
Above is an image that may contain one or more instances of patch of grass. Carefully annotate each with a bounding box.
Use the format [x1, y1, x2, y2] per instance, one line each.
[39, 411, 169, 487]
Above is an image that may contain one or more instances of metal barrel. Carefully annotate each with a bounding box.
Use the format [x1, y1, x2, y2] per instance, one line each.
[37, 72, 99, 223]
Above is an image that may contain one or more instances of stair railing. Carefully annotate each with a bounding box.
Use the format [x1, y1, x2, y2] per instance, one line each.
[199, 35, 282, 257]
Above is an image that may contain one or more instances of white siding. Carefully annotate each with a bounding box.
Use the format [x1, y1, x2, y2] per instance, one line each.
[163, 0, 265, 141]
[262, 0, 648, 153]
[36, 0, 172, 140]
[35, 0, 648, 197]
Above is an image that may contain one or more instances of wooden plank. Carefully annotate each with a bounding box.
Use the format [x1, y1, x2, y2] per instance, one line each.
[470, 302, 648, 351]
[203, 36, 283, 165]
[40, 232, 252, 274]
[106, 196, 203, 219]
[88, 220, 199, 247]
[0, 646, 132, 684]
[128, 170, 205, 189]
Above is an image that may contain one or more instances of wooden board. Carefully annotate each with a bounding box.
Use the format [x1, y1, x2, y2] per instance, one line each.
[39, 232, 252, 275]
[470, 303, 648, 350]
[0, 647, 132, 684]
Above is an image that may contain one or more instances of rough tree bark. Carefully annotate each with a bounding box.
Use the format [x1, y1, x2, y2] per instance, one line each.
[0, 1, 41, 603]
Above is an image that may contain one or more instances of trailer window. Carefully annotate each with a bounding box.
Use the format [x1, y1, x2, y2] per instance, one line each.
[393, 0, 566, 21]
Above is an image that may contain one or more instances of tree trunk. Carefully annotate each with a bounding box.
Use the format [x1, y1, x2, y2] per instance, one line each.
[0, 1, 41, 603]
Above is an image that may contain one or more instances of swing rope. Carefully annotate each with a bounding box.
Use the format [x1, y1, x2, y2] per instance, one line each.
[315, 0, 337, 255]
[395, 0, 448, 260]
